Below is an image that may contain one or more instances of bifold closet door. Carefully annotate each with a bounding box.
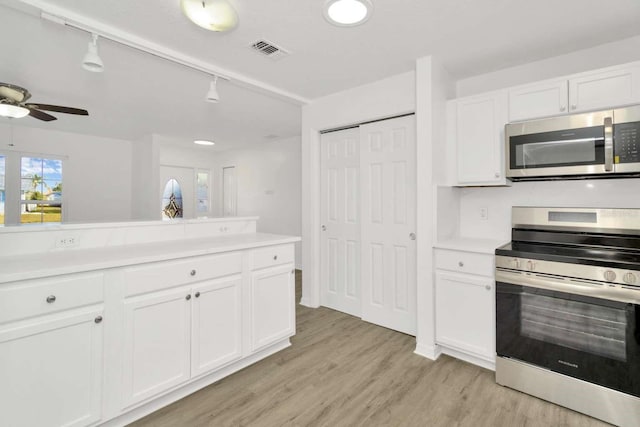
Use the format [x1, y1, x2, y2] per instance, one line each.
[360, 115, 417, 336]
[320, 128, 361, 317]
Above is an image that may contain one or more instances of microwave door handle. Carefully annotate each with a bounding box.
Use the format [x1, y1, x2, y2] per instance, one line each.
[604, 116, 614, 171]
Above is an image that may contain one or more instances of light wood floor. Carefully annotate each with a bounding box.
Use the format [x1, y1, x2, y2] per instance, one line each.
[131, 271, 609, 427]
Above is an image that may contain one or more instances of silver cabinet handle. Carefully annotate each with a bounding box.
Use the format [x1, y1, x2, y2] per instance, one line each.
[273, 255, 278, 260]
[560, 105, 566, 112]
[186, 294, 192, 301]
[458, 261, 464, 267]
[409, 233, 416, 240]
[485, 285, 492, 291]
[494, 172, 500, 178]
[195, 292, 201, 298]
[46, 295, 56, 304]
[190, 270, 196, 276]
[571, 104, 577, 110]
[94, 316, 103, 324]
[604, 117, 614, 172]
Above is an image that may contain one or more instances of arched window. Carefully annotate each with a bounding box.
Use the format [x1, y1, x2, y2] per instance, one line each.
[161, 178, 183, 219]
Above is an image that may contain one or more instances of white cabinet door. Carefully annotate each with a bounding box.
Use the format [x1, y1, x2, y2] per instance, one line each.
[569, 65, 640, 113]
[435, 270, 494, 361]
[360, 115, 417, 336]
[122, 287, 191, 407]
[509, 79, 568, 122]
[320, 127, 361, 317]
[0, 309, 103, 427]
[250, 264, 295, 352]
[192, 276, 243, 377]
[456, 91, 508, 185]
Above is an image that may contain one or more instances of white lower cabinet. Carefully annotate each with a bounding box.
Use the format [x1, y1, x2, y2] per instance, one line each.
[435, 271, 494, 361]
[0, 309, 104, 427]
[251, 264, 295, 352]
[122, 287, 192, 407]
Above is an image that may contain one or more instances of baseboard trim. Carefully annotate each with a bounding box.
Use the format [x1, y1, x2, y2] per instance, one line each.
[414, 342, 441, 360]
[440, 346, 495, 371]
[100, 339, 291, 427]
[299, 297, 319, 308]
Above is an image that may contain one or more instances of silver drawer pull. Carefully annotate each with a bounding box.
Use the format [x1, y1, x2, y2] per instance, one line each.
[94, 316, 103, 324]
[458, 261, 464, 267]
[190, 270, 196, 276]
[273, 255, 278, 261]
[195, 292, 201, 298]
[46, 295, 56, 304]
[186, 294, 192, 301]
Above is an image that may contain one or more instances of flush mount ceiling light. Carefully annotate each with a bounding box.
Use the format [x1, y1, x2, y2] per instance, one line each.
[194, 140, 215, 146]
[0, 103, 30, 119]
[323, 0, 373, 27]
[205, 76, 220, 103]
[181, 0, 239, 32]
[82, 33, 104, 72]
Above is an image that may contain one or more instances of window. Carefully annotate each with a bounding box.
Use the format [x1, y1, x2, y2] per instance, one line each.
[196, 171, 209, 215]
[0, 155, 5, 225]
[20, 157, 63, 224]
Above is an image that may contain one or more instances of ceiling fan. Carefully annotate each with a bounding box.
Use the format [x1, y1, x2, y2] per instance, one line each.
[0, 82, 89, 122]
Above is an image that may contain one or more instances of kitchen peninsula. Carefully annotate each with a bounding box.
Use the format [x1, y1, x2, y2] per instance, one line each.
[0, 217, 300, 427]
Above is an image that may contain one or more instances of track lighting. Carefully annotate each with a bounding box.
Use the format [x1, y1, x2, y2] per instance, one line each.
[82, 33, 104, 72]
[205, 76, 220, 103]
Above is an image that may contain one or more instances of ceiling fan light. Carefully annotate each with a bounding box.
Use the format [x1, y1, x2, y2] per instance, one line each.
[82, 34, 104, 72]
[324, 0, 372, 26]
[0, 103, 30, 119]
[205, 77, 220, 103]
[181, 0, 239, 32]
[194, 140, 215, 146]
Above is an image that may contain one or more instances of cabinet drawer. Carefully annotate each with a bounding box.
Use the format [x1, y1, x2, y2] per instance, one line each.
[0, 273, 104, 324]
[434, 249, 494, 277]
[252, 244, 294, 270]
[124, 252, 243, 297]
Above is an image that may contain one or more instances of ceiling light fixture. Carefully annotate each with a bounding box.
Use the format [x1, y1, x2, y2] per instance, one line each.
[181, 0, 239, 32]
[323, 0, 373, 27]
[194, 140, 215, 146]
[0, 103, 30, 119]
[205, 76, 220, 103]
[82, 33, 104, 72]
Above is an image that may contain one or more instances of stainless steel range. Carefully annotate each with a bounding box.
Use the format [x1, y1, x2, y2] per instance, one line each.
[495, 207, 640, 427]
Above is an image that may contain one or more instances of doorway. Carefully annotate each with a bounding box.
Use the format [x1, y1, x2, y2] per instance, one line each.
[222, 166, 237, 217]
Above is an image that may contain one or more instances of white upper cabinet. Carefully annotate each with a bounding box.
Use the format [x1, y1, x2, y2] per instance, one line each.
[569, 64, 640, 113]
[454, 90, 509, 186]
[509, 62, 640, 122]
[508, 79, 568, 122]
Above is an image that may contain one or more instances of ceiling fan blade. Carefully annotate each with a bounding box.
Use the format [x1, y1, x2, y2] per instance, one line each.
[27, 108, 57, 122]
[25, 103, 89, 116]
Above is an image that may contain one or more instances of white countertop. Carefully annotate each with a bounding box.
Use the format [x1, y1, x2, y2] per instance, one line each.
[0, 232, 300, 284]
[434, 237, 508, 255]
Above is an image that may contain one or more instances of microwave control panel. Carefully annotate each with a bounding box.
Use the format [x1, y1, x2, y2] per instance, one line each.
[614, 122, 640, 163]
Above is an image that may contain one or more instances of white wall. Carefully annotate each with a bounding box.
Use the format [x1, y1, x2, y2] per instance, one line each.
[458, 179, 640, 242]
[131, 134, 159, 221]
[0, 123, 132, 224]
[301, 71, 416, 308]
[212, 136, 302, 268]
[457, 35, 640, 97]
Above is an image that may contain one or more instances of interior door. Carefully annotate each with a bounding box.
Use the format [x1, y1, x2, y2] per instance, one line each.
[320, 127, 361, 317]
[222, 166, 237, 216]
[160, 165, 195, 219]
[360, 115, 417, 335]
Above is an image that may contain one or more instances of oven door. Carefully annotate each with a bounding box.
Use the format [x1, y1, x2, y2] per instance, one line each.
[496, 271, 640, 397]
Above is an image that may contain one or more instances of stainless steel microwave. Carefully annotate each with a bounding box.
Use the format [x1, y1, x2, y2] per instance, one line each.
[506, 105, 640, 180]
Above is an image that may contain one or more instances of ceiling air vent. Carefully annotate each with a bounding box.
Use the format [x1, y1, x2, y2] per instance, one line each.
[249, 39, 290, 60]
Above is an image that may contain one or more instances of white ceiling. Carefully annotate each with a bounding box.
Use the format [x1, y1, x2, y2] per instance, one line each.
[2, 0, 640, 147]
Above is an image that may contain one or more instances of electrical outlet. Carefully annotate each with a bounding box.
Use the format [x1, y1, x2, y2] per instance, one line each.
[479, 207, 489, 221]
[55, 235, 78, 248]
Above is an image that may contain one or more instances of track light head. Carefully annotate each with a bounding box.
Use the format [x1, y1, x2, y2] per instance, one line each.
[82, 33, 104, 72]
[206, 76, 220, 103]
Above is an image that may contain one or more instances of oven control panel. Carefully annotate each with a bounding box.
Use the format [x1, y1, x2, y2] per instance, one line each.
[614, 122, 640, 164]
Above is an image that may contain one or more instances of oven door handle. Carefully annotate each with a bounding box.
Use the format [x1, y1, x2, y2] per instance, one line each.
[604, 116, 614, 172]
[496, 269, 640, 304]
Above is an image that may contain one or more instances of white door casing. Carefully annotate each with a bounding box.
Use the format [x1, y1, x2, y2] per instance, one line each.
[360, 115, 417, 335]
[320, 128, 361, 317]
[222, 166, 237, 217]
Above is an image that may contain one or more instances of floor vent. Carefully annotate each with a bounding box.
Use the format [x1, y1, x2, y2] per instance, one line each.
[250, 39, 290, 60]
